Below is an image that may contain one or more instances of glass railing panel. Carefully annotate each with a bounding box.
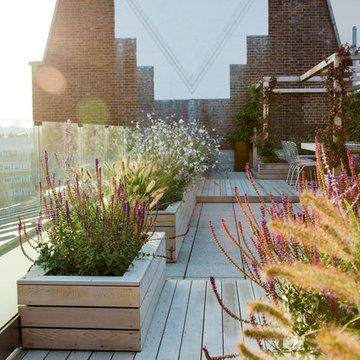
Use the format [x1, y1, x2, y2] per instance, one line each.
[81, 124, 106, 168]
[0, 120, 40, 329]
[108, 125, 127, 162]
[39, 121, 80, 179]
[0, 122, 39, 248]
[0, 243, 37, 327]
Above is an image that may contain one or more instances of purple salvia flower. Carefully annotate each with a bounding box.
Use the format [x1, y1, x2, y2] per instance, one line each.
[260, 206, 265, 219]
[311, 245, 320, 265]
[311, 180, 317, 192]
[249, 312, 256, 325]
[332, 255, 340, 267]
[340, 303, 355, 316]
[135, 196, 140, 209]
[268, 280, 277, 301]
[65, 201, 70, 218]
[36, 212, 42, 233]
[327, 172, 333, 197]
[282, 196, 288, 209]
[251, 262, 260, 279]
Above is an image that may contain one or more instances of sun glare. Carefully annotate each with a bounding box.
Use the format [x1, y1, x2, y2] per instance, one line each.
[0, 0, 56, 124]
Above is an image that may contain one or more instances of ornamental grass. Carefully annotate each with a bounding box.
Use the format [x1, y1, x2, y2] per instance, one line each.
[205, 141, 360, 359]
[18, 151, 160, 276]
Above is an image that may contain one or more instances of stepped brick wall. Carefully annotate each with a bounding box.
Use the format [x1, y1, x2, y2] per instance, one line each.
[32, 0, 339, 146]
[31, 0, 136, 125]
[230, 0, 339, 143]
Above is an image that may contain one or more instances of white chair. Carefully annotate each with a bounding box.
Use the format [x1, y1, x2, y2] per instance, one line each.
[282, 141, 316, 187]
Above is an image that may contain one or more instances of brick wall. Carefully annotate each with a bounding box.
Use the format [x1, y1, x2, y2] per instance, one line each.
[230, 0, 339, 144]
[32, 0, 136, 125]
[32, 0, 339, 147]
[151, 99, 230, 141]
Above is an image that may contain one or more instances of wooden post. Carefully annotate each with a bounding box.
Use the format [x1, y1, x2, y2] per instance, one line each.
[333, 54, 342, 128]
[104, 125, 109, 162]
[78, 124, 83, 167]
[263, 79, 270, 135]
[253, 79, 269, 168]
[333, 54, 342, 175]
[252, 128, 258, 167]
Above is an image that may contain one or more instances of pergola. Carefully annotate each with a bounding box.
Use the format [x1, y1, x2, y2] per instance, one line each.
[253, 52, 360, 166]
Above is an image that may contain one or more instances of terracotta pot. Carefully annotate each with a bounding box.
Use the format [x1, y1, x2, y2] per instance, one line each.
[234, 140, 250, 171]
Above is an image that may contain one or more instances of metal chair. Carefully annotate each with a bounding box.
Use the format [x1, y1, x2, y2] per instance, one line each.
[282, 141, 317, 187]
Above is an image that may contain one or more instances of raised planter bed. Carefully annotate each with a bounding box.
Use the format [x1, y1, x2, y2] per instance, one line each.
[154, 182, 200, 263]
[252, 162, 289, 180]
[17, 234, 165, 351]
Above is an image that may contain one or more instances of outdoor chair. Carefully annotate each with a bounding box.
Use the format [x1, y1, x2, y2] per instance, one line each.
[281, 141, 317, 188]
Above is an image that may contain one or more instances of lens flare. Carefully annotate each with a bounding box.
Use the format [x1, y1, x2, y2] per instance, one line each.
[35, 66, 67, 95]
[77, 97, 110, 124]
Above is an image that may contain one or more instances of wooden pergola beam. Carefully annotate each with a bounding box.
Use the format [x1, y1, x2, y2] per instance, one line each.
[346, 84, 360, 91]
[350, 66, 360, 73]
[300, 53, 336, 82]
[351, 54, 360, 61]
[273, 88, 327, 94]
[276, 76, 324, 82]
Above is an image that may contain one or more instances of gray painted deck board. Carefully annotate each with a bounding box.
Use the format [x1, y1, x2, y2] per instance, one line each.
[17, 280, 263, 360]
[196, 173, 299, 203]
[12, 176, 295, 360]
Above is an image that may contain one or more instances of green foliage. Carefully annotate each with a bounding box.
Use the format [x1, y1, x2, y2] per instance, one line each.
[255, 77, 279, 163]
[257, 136, 279, 163]
[317, 123, 347, 169]
[318, 44, 359, 168]
[19, 154, 157, 276]
[345, 91, 360, 142]
[123, 117, 221, 209]
[206, 147, 360, 359]
[226, 84, 261, 143]
[104, 150, 166, 208]
[36, 206, 149, 276]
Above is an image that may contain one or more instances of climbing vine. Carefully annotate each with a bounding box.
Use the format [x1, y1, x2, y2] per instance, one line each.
[255, 77, 278, 163]
[318, 44, 359, 168]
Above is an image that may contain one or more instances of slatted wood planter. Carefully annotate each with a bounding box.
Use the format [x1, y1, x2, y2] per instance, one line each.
[153, 182, 199, 263]
[17, 235, 166, 352]
[253, 162, 289, 180]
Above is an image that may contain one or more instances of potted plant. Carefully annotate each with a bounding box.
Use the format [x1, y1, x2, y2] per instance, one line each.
[227, 84, 260, 171]
[17, 153, 166, 351]
[117, 117, 221, 261]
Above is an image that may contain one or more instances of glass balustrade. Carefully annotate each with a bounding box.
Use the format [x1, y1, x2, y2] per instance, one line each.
[0, 120, 127, 331]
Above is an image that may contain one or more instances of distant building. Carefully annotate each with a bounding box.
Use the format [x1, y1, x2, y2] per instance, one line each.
[0, 135, 35, 206]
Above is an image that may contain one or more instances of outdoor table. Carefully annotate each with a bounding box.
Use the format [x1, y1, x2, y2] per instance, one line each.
[301, 142, 360, 153]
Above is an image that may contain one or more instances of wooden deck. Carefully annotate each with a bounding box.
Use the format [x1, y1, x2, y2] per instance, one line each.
[196, 172, 299, 203]
[9, 279, 265, 360]
[5, 175, 294, 360]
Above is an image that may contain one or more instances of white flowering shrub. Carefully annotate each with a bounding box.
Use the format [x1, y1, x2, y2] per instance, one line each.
[124, 115, 221, 208]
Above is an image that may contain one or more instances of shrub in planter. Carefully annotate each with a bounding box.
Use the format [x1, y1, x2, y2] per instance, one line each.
[18, 152, 165, 351]
[18, 152, 160, 276]
[226, 84, 260, 171]
[122, 115, 221, 209]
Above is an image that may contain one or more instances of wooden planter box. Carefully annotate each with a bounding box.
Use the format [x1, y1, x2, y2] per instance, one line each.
[253, 162, 289, 180]
[153, 182, 199, 263]
[17, 235, 166, 352]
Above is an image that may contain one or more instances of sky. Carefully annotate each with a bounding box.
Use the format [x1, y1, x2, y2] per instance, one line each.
[0, 0, 359, 125]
